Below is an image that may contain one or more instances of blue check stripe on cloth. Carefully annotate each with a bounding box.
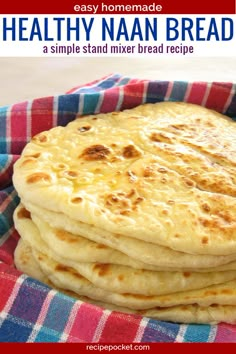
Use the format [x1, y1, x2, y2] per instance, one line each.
[0, 74, 236, 343]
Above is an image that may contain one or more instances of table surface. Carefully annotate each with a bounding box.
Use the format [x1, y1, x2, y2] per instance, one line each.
[0, 57, 235, 106]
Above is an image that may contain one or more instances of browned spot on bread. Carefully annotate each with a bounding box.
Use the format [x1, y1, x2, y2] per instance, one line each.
[199, 218, 211, 228]
[55, 163, 67, 170]
[121, 200, 129, 207]
[55, 264, 69, 272]
[21, 158, 37, 166]
[150, 132, 173, 143]
[105, 189, 143, 215]
[93, 264, 111, 276]
[31, 152, 41, 158]
[26, 172, 51, 184]
[201, 203, 211, 212]
[167, 200, 175, 205]
[25, 152, 41, 158]
[17, 207, 31, 220]
[183, 272, 191, 277]
[221, 289, 233, 295]
[122, 145, 141, 158]
[204, 290, 218, 296]
[158, 167, 168, 173]
[65, 170, 79, 178]
[78, 125, 91, 132]
[126, 189, 136, 198]
[71, 197, 83, 204]
[59, 170, 79, 179]
[32, 133, 48, 143]
[217, 211, 234, 224]
[95, 243, 108, 249]
[71, 269, 84, 279]
[143, 166, 155, 177]
[134, 197, 144, 205]
[183, 296, 191, 300]
[120, 210, 131, 216]
[118, 275, 124, 281]
[80, 145, 110, 161]
[161, 177, 167, 183]
[150, 133, 161, 142]
[110, 156, 120, 163]
[201, 236, 209, 245]
[180, 306, 190, 311]
[110, 195, 118, 202]
[55, 264, 84, 279]
[170, 124, 187, 130]
[117, 192, 126, 196]
[55, 229, 78, 243]
[183, 178, 195, 187]
[199, 212, 234, 230]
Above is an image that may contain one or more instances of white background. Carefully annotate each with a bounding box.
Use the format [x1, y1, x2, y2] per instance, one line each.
[0, 56, 235, 106]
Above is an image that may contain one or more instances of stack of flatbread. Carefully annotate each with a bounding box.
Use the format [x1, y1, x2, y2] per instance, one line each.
[12, 102, 236, 324]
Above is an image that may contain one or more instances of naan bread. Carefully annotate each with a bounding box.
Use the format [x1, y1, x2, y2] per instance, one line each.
[13, 207, 236, 297]
[14, 239, 236, 324]
[14, 203, 166, 272]
[20, 201, 236, 270]
[14, 203, 236, 292]
[13, 102, 236, 255]
[139, 304, 236, 325]
[14, 204, 157, 270]
[14, 238, 48, 283]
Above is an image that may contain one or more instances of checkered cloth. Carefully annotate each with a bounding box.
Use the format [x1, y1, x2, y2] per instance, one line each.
[0, 74, 236, 343]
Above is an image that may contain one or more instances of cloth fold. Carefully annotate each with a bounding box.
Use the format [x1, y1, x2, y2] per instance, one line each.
[0, 74, 236, 343]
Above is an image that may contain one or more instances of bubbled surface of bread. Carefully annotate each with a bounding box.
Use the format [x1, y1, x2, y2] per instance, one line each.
[13, 102, 236, 255]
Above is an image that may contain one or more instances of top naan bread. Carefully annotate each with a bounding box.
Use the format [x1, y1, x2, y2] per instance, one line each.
[13, 102, 236, 255]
